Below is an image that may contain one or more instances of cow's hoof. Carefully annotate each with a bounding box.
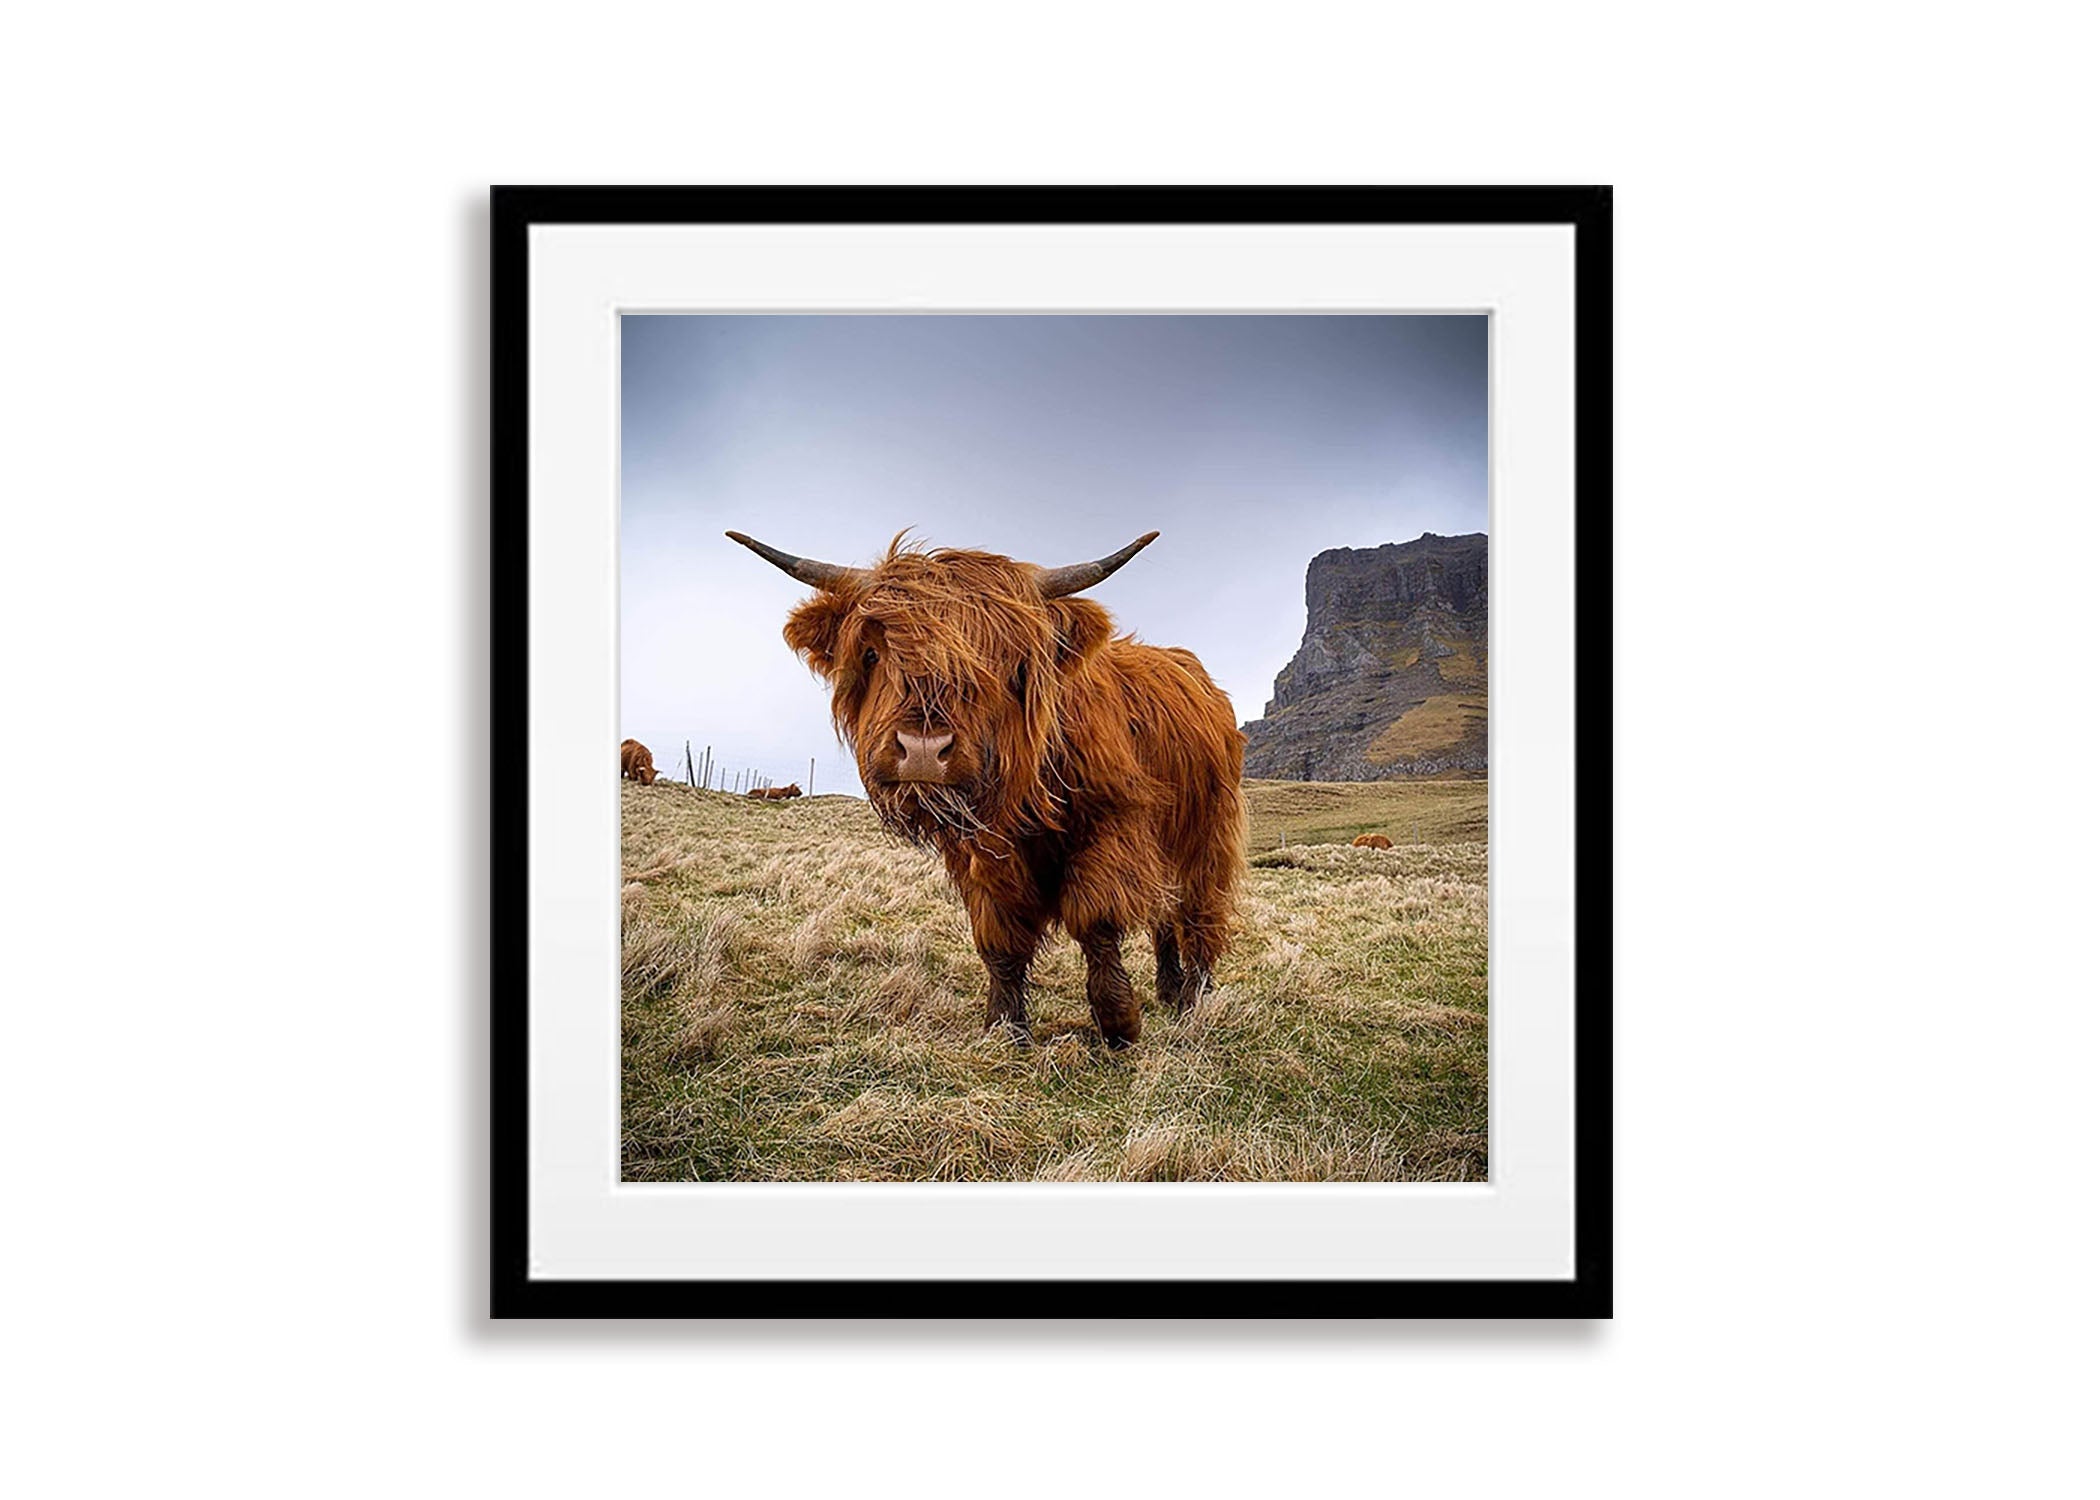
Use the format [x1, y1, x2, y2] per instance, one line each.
[991, 1020, 1032, 1049]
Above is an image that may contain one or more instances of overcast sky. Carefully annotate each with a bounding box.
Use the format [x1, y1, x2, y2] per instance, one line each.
[621, 314, 1487, 796]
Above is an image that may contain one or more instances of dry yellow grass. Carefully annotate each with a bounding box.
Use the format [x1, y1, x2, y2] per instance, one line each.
[1434, 638, 1484, 685]
[1241, 776, 1486, 850]
[621, 780, 1487, 1181]
[1364, 692, 1488, 765]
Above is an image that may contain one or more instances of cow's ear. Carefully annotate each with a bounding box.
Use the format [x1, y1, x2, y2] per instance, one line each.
[784, 591, 853, 677]
[1048, 597, 1113, 671]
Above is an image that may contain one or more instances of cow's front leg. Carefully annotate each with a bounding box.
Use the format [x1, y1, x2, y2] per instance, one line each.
[960, 876, 1047, 1047]
[980, 946, 1035, 1046]
[1079, 925, 1142, 1049]
[950, 844, 1052, 1047]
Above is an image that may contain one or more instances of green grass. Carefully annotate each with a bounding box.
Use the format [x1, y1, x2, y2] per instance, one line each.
[621, 779, 1488, 1181]
[1242, 776, 1487, 851]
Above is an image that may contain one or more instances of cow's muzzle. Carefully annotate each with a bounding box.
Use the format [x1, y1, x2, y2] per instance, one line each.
[893, 731, 955, 783]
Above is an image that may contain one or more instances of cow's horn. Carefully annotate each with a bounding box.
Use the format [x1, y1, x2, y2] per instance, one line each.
[1035, 532, 1160, 599]
[725, 532, 868, 590]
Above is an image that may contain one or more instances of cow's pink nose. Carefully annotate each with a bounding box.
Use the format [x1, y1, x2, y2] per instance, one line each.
[894, 731, 954, 782]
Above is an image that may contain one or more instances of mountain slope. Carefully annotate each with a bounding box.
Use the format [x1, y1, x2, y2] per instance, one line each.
[1240, 532, 1488, 781]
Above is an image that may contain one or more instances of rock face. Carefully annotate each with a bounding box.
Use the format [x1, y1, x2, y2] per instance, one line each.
[1241, 533, 1487, 781]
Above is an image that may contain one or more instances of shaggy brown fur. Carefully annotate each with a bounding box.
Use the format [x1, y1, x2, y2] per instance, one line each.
[619, 738, 658, 785]
[758, 534, 1244, 1047]
[1351, 833, 1393, 849]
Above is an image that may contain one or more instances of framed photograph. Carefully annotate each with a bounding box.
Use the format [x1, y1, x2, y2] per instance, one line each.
[491, 186, 1611, 1316]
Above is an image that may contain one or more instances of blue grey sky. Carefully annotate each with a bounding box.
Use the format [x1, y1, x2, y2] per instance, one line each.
[621, 315, 1487, 796]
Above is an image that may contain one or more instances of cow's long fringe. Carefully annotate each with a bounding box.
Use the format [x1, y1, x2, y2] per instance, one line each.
[776, 533, 1245, 973]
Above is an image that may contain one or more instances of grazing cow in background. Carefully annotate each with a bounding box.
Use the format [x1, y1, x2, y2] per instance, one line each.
[1351, 833, 1393, 850]
[765, 783, 803, 801]
[619, 738, 658, 785]
[728, 528, 1244, 1048]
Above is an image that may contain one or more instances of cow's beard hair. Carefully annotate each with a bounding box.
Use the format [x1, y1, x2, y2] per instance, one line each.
[868, 780, 995, 849]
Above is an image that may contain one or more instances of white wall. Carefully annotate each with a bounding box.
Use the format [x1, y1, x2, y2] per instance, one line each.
[5, 4, 2094, 1496]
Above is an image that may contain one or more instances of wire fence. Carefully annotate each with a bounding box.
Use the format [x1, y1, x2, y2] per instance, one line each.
[637, 739, 825, 800]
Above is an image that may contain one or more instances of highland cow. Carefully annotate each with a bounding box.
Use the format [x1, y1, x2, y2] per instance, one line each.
[1351, 833, 1393, 849]
[728, 529, 1243, 1047]
[619, 738, 658, 785]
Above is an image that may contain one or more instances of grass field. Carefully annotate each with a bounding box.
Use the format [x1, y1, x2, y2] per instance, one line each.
[621, 777, 1488, 1181]
[1242, 776, 1487, 851]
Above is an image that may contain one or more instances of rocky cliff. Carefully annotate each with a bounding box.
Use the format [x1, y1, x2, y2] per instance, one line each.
[1241, 533, 1488, 781]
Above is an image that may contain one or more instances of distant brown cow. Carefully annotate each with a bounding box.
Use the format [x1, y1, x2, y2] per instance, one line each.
[619, 739, 658, 784]
[768, 783, 803, 801]
[1351, 833, 1393, 849]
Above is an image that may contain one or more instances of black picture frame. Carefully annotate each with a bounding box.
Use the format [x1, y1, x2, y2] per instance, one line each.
[491, 185, 1612, 1318]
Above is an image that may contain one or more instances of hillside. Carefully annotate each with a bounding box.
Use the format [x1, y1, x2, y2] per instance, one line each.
[1241, 532, 1488, 781]
[620, 781, 1487, 1181]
